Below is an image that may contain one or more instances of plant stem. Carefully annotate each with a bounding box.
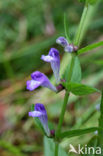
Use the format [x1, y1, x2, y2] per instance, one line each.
[54, 54, 75, 156]
[54, 2, 89, 154]
[99, 89, 103, 154]
[56, 54, 75, 135]
[54, 2, 88, 152]
[74, 2, 88, 47]
[57, 91, 69, 134]
[55, 142, 59, 156]
[54, 0, 99, 154]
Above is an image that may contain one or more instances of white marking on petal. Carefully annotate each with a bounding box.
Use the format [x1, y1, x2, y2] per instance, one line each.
[29, 111, 43, 117]
[26, 80, 41, 91]
[41, 55, 54, 62]
[65, 45, 73, 53]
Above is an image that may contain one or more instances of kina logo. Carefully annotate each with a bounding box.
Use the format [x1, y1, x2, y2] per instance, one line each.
[69, 144, 101, 155]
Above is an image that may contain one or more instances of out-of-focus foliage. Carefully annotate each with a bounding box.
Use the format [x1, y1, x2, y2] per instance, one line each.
[0, 0, 103, 79]
[79, 0, 97, 5]
[0, 0, 103, 156]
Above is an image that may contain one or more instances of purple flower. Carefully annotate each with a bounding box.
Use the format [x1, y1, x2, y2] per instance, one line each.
[26, 71, 57, 92]
[64, 44, 73, 53]
[56, 36, 74, 53]
[29, 103, 50, 136]
[56, 36, 68, 47]
[41, 48, 60, 83]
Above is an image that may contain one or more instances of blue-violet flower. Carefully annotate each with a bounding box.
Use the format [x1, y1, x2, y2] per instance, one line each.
[26, 71, 57, 92]
[56, 36, 74, 53]
[64, 44, 73, 53]
[56, 37, 68, 47]
[41, 48, 60, 83]
[29, 103, 50, 136]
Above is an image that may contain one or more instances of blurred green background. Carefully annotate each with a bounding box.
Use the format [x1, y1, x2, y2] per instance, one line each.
[0, 0, 103, 156]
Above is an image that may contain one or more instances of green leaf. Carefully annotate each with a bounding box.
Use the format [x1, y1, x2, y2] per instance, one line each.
[78, 41, 103, 55]
[57, 127, 98, 139]
[64, 13, 71, 43]
[63, 82, 100, 95]
[71, 56, 82, 83]
[63, 56, 82, 83]
[44, 136, 68, 156]
[44, 137, 54, 156]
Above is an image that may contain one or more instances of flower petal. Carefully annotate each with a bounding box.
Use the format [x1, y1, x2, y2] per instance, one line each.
[29, 111, 43, 117]
[56, 36, 68, 47]
[51, 61, 60, 83]
[41, 55, 54, 62]
[49, 48, 59, 58]
[26, 80, 41, 91]
[65, 44, 73, 53]
[35, 103, 50, 136]
[31, 71, 57, 92]
[41, 80, 57, 92]
[49, 48, 60, 83]
[31, 71, 44, 81]
[35, 103, 47, 114]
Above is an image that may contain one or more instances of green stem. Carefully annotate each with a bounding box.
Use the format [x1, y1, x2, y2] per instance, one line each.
[54, 1, 94, 155]
[74, 2, 88, 47]
[54, 54, 75, 155]
[56, 91, 69, 134]
[55, 142, 59, 156]
[54, 3, 88, 151]
[99, 89, 103, 154]
[56, 54, 75, 135]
